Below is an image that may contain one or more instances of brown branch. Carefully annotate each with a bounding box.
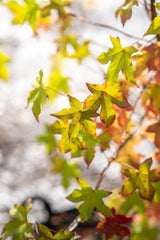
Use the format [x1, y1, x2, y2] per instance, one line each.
[68, 13, 146, 41]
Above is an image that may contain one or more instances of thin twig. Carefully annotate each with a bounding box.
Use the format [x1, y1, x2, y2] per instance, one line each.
[43, 85, 68, 97]
[65, 215, 81, 232]
[68, 13, 146, 41]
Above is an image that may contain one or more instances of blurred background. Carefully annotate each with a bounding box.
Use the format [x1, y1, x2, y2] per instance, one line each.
[0, 0, 152, 231]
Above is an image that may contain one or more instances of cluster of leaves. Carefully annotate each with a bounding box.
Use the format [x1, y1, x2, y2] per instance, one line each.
[1, 0, 160, 240]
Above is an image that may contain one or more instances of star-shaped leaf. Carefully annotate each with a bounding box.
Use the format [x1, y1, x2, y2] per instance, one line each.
[147, 122, 160, 148]
[37, 124, 57, 153]
[50, 154, 80, 189]
[96, 208, 132, 240]
[144, 16, 160, 36]
[2, 201, 33, 240]
[115, 0, 138, 26]
[6, 0, 41, 32]
[120, 158, 160, 201]
[85, 82, 130, 127]
[26, 70, 48, 122]
[51, 95, 98, 138]
[98, 36, 137, 84]
[67, 179, 112, 222]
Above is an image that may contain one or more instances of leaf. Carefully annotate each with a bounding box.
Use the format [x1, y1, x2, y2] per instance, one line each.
[147, 122, 160, 148]
[96, 208, 132, 240]
[51, 95, 98, 138]
[2, 202, 33, 240]
[115, 0, 138, 26]
[67, 179, 112, 222]
[144, 16, 160, 36]
[51, 120, 88, 154]
[36, 222, 54, 240]
[45, 69, 69, 102]
[26, 70, 48, 122]
[37, 124, 57, 153]
[98, 35, 137, 84]
[131, 219, 158, 240]
[0, 51, 10, 81]
[50, 154, 80, 189]
[120, 158, 160, 201]
[57, 34, 90, 62]
[120, 192, 145, 215]
[86, 82, 130, 127]
[98, 130, 111, 151]
[6, 0, 41, 32]
[53, 229, 74, 240]
[142, 83, 160, 117]
[40, 0, 70, 18]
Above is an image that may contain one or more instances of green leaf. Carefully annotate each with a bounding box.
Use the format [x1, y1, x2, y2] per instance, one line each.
[119, 192, 145, 215]
[67, 179, 112, 222]
[131, 219, 158, 240]
[2, 202, 33, 240]
[36, 222, 54, 240]
[51, 154, 80, 189]
[6, 0, 41, 31]
[86, 82, 130, 127]
[26, 70, 48, 122]
[98, 35, 137, 84]
[115, 0, 138, 26]
[37, 124, 57, 153]
[53, 229, 74, 240]
[45, 70, 69, 102]
[98, 130, 111, 151]
[40, 0, 70, 18]
[120, 158, 160, 201]
[51, 95, 98, 140]
[0, 51, 10, 81]
[156, 2, 160, 11]
[144, 16, 160, 36]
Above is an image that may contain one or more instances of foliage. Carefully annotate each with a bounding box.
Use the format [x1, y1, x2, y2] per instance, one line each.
[1, 0, 160, 239]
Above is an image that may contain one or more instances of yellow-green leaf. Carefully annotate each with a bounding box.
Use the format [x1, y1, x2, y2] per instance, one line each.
[98, 36, 137, 84]
[144, 16, 160, 36]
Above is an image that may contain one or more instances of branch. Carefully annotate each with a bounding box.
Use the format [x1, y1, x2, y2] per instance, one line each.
[68, 13, 146, 41]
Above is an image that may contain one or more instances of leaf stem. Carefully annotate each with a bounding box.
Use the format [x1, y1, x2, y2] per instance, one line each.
[43, 85, 67, 97]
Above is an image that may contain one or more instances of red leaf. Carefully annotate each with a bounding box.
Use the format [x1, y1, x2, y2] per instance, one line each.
[96, 208, 132, 240]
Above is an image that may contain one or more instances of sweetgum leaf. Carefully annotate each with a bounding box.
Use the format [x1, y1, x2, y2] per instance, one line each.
[86, 82, 130, 127]
[0, 51, 10, 81]
[120, 158, 160, 201]
[115, 0, 138, 26]
[144, 16, 160, 36]
[2, 202, 33, 240]
[98, 36, 137, 84]
[37, 124, 57, 153]
[96, 208, 132, 240]
[53, 229, 74, 240]
[120, 192, 145, 215]
[36, 222, 54, 240]
[67, 179, 112, 222]
[6, 0, 41, 31]
[40, 0, 70, 18]
[45, 70, 69, 102]
[26, 70, 48, 122]
[147, 121, 160, 148]
[131, 219, 158, 240]
[51, 95, 98, 140]
[51, 154, 80, 189]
